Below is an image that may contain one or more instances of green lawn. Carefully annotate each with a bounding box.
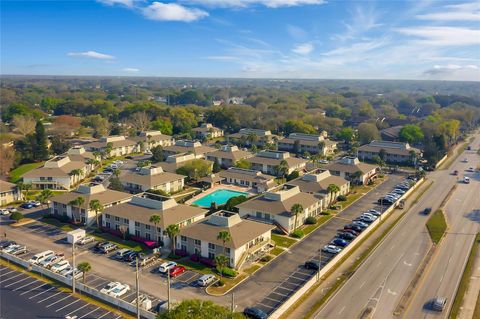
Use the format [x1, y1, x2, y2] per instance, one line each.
[270, 247, 285, 256]
[302, 215, 333, 236]
[426, 210, 448, 244]
[175, 258, 216, 275]
[9, 162, 44, 183]
[271, 234, 297, 248]
[41, 217, 76, 232]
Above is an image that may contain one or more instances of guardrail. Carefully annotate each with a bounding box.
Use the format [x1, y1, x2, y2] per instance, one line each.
[0, 252, 158, 319]
[268, 178, 425, 319]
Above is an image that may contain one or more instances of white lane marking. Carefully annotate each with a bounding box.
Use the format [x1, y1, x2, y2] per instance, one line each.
[0, 269, 16, 277]
[66, 303, 89, 316]
[20, 283, 47, 295]
[390, 244, 395, 251]
[114, 316, 123, 319]
[359, 281, 366, 289]
[338, 305, 346, 314]
[403, 261, 412, 267]
[55, 299, 81, 312]
[29, 286, 55, 299]
[1, 273, 24, 283]
[79, 307, 100, 319]
[37, 291, 63, 303]
[46, 294, 72, 308]
[96, 311, 111, 319]
[4, 276, 31, 288]
[12, 279, 38, 291]
[387, 288, 398, 296]
[264, 296, 282, 303]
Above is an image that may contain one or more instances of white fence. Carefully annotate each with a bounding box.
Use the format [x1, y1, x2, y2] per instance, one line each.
[268, 178, 424, 319]
[0, 252, 157, 319]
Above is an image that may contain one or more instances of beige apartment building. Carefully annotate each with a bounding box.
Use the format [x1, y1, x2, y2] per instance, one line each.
[120, 166, 185, 194]
[249, 150, 307, 176]
[0, 180, 19, 206]
[192, 123, 224, 140]
[277, 133, 337, 156]
[83, 135, 138, 157]
[205, 145, 253, 168]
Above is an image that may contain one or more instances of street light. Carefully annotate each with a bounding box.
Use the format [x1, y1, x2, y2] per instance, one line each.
[71, 241, 76, 294]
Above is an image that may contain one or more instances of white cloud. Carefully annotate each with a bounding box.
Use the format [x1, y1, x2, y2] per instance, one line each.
[122, 67, 140, 72]
[97, 0, 137, 7]
[286, 24, 307, 39]
[416, 1, 480, 21]
[423, 64, 480, 81]
[333, 6, 383, 41]
[67, 51, 115, 59]
[395, 26, 480, 46]
[142, 2, 208, 22]
[182, 0, 325, 8]
[292, 42, 314, 55]
[205, 55, 240, 60]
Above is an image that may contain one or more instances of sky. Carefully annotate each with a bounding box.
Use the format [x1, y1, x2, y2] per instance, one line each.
[1, 0, 480, 81]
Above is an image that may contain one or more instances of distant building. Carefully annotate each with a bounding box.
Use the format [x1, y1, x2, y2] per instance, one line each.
[0, 180, 19, 206]
[325, 157, 378, 185]
[219, 167, 276, 193]
[358, 140, 422, 164]
[192, 123, 224, 140]
[83, 135, 138, 157]
[237, 185, 323, 234]
[103, 193, 206, 247]
[380, 126, 403, 142]
[131, 130, 175, 150]
[120, 166, 185, 194]
[50, 183, 132, 226]
[228, 128, 280, 148]
[205, 145, 253, 168]
[277, 133, 337, 156]
[248, 150, 307, 176]
[287, 169, 350, 207]
[163, 140, 216, 159]
[178, 210, 275, 269]
[228, 97, 244, 105]
[157, 153, 213, 174]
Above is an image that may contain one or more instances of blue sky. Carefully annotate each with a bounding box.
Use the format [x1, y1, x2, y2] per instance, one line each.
[2, 0, 479, 80]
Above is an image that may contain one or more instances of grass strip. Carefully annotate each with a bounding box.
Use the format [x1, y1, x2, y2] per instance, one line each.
[271, 234, 297, 248]
[9, 162, 44, 183]
[449, 233, 480, 319]
[426, 209, 447, 244]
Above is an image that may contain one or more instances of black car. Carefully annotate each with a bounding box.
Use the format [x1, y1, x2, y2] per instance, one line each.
[244, 307, 268, 319]
[342, 229, 360, 236]
[0, 240, 16, 249]
[422, 207, 432, 215]
[337, 232, 356, 241]
[344, 224, 363, 233]
[124, 251, 139, 262]
[304, 260, 320, 270]
[378, 198, 394, 205]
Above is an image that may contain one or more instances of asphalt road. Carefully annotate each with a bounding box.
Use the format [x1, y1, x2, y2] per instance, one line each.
[401, 143, 480, 319]
[314, 132, 480, 319]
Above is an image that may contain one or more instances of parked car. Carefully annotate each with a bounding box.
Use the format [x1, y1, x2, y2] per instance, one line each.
[3, 244, 22, 254]
[169, 265, 186, 278]
[468, 167, 475, 172]
[29, 201, 41, 207]
[51, 260, 70, 273]
[108, 283, 130, 298]
[100, 243, 118, 254]
[322, 245, 342, 254]
[65, 268, 83, 280]
[28, 250, 55, 264]
[60, 266, 74, 276]
[10, 245, 27, 255]
[7, 207, 18, 213]
[100, 282, 122, 294]
[367, 209, 381, 216]
[351, 221, 369, 229]
[20, 202, 33, 209]
[94, 241, 110, 251]
[136, 255, 157, 267]
[304, 260, 320, 270]
[158, 261, 177, 274]
[452, 170, 459, 175]
[392, 189, 406, 195]
[331, 238, 349, 247]
[40, 255, 63, 268]
[0, 240, 16, 249]
[123, 251, 139, 262]
[344, 224, 363, 233]
[196, 274, 217, 287]
[115, 249, 131, 260]
[0, 209, 10, 215]
[342, 229, 360, 236]
[244, 307, 268, 319]
[462, 158, 468, 163]
[77, 236, 95, 245]
[464, 176, 470, 184]
[337, 232, 356, 241]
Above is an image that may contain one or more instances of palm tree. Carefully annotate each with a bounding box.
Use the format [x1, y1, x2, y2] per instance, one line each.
[290, 203, 304, 231]
[149, 214, 161, 245]
[68, 196, 85, 224]
[69, 169, 83, 186]
[327, 184, 340, 204]
[105, 142, 114, 158]
[38, 189, 53, 209]
[217, 231, 231, 255]
[16, 181, 25, 201]
[318, 141, 326, 155]
[166, 224, 180, 254]
[215, 254, 230, 279]
[274, 160, 289, 178]
[351, 171, 363, 186]
[23, 182, 33, 200]
[77, 262, 91, 283]
[89, 199, 103, 228]
[247, 133, 258, 147]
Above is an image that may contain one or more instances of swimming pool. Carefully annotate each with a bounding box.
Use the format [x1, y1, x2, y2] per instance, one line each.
[192, 189, 249, 207]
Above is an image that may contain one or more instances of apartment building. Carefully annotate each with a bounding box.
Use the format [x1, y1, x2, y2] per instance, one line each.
[0, 180, 19, 206]
[219, 167, 276, 193]
[358, 140, 422, 164]
[103, 193, 206, 247]
[228, 128, 280, 147]
[157, 153, 213, 174]
[325, 156, 378, 185]
[83, 135, 138, 157]
[163, 140, 216, 159]
[192, 123, 224, 140]
[178, 210, 275, 269]
[131, 130, 175, 150]
[277, 133, 338, 156]
[120, 166, 185, 194]
[248, 150, 307, 176]
[236, 185, 323, 234]
[50, 183, 132, 226]
[287, 169, 350, 207]
[205, 145, 253, 168]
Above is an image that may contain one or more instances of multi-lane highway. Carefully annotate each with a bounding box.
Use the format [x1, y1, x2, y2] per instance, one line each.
[314, 132, 480, 319]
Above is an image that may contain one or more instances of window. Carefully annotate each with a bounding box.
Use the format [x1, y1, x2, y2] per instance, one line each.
[208, 243, 215, 250]
[145, 233, 151, 240]
[62, 204, 67, 208]
[135, 221, 140, 227]
[208, 252, 215, 259]
[145, 225, 151, 230]
[115, 216, 120, 222]
[226, 248, 231, 254]
[194, 247, 201, 255]
[105, 214, 110, 219]
[194, 239, 201, 246]
[115, 224, 119, 230]
[106, 222, 110, 228]
[123, 218, 128, 224]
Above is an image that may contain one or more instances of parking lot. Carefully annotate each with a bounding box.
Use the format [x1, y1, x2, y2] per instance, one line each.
[0, 265, 125, 319]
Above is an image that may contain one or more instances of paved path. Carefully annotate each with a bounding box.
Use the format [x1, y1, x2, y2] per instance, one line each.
[458, 236, 480, 319]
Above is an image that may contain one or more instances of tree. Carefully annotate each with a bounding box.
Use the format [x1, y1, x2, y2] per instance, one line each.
[176, 159, 212, 181]
[235, 159, 252, 170]
[69, 169, 83, 186]
[290, 203, 304, 231]
[12, 115, 36, 137]
[130, 112, 150, 133]
[212, 161, 221, 173]
[89, 199, 103, 228]
[0, 146, 15, 176]
[23, 182, 32, 201]
[283, 119, 316, 135]
[34, 121, 49, 161]
[358, 122, 380, 144]
[151, 118, 173, 135]
[274, 160, 289, 177]
[68, 196, 85, 223]
[156, 299, 246, 319]
[215, 254, 230, 279]
[246, 133, 258, 146]
[373, 156, 386, 173]
[399, 124, 424, 144]
[217, 231, 231, 255]
[350, 171, 363, 185]
[108, 177, 124, 191]
[224, 195, 248, 212]
[52, 115, 81, 136]
[379, 149, 387, 162]
[327, 184, 340, 204]
[151, 145, 165, 162]
[50, 135, 72, 155]
[335, 127, 355, 144]
[77, 262, 91, 283]
[166, 224, 180, 254]
[119, 224, 128, 240]
[149, 214, 161, 245]
[37, 189, 53, 209]
[16, 182, 25, 201]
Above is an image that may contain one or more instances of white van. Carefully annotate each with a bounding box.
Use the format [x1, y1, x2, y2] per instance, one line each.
[463, 176, 470, 184]
[28, 250, 54, 265]
[196, 274, 216, 287]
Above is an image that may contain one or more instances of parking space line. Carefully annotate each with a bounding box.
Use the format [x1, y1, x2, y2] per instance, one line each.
[122, 291, 137, 300]
[1, 272, 24, 283]
[37, 291, 63, 303]
[12, 279, 38, 291]
[257, 302, 276, 309]
[66, 303, 89, 316]
[56, 299, 81, 312]
[21, 282, 47, 295]
[4, 276, 31, 288]
[94, 281, 108, 289]
[46, 294, 72, 308]
[271, 290, 290, 298]
[79, 306, 100, 319]
[29, 286, 55, 299]
[96, 311, 112, 319]
[114, 315, 123, 319]
[264, 296, 283, 303]
[0, 269, 16, 277]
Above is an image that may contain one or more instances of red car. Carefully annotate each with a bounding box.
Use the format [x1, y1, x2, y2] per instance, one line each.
[169, 265, 186, 278]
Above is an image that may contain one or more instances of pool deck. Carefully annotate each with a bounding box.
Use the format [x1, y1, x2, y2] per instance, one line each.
[185, 183, 256, 206]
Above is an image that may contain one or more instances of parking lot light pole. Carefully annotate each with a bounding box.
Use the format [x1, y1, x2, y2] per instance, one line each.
[167, 269, 171, 312]
[317, 249, 321, 281]
[135, 257, 140, 319]
[72, 241, 76, 294]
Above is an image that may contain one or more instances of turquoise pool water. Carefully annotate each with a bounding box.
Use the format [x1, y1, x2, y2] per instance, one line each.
[192, 189, 249, 207]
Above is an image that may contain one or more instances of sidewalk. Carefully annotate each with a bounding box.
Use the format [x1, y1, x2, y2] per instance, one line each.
[458, 240, 480, 319]
[283, 180, 432, 319]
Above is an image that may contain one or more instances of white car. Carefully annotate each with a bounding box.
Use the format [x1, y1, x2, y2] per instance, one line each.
[7, 207, 18, 213]
[51, 260, 70, 273]
[76, 236, 95, 245]
[101, 282, 122, 295]
[322, 245, 342, 254]
[40, 255, 62, 268]
[158, 261, 177, 273]
[4, 244, 22, 254]
[108, 283, 130, 298]
[66, 269, 83, 280]
[28, 250, 55, 265]
[60, 266, 74, 276]
[0, 209, 10, 215]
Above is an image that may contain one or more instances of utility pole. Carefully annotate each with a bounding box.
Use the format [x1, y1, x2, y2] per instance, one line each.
[72, 241, 76, 294]
[136, 257, 140, 319]
[317, 249, 321, 281]
[167, 269, 171, 312]
[231, 292, 235, 315]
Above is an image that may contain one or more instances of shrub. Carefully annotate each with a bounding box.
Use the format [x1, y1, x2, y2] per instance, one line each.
[190, 254, 200, 262]
[305, 216, 317, 225]
[10, 212, 24, 221]
[320, 211, 330, 216]
[291, 230, 304, 238]
[219, 267, 237, 278]
[217, 279, 225, 287]
[174, 249, 188, 257]
[337, 195, 347, 201]
[286, 171, 299, 181]
[260, 255, 272, 263]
